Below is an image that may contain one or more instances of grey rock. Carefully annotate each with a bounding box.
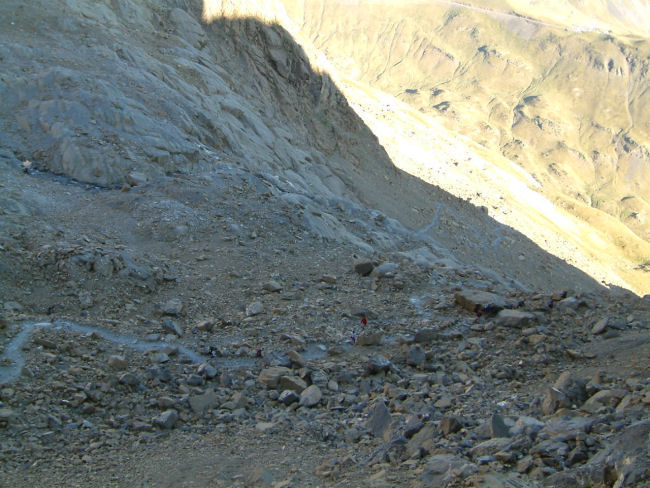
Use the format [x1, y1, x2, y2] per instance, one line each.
[421, 454, 478, 486]
[263, 280, 282, 292]
[353, 258, 375, 276]
[370, 262, 398, 278]
[0, 408, 17, 425]
[187, 374, 204, 386]
[153, 409, 178, 429]
[118, 372, 139, 386]
[511, 416, 546, 439]
[107, 355, 128, 370]
[406, 345, 426, 367]
[407, 422, 437, 458]
[496, 309, 537, 328]
[440, 415, 463, 436]
[299, 385, 322, 407]
[455, 289, 507, 313]
[367, 400, 392, 438]
[162, 317, 183, 337]
[469, 438, 513, 458]
[591, 317, 609, 334]
[189, 389, 218, 414]
[278, 389, 299, 406]
[258, 366, 292, 388]
[197, 362, 218, 379]
[356, 330, 383, 346]
[310, 369, 329, 389]
[581, 389, 626, 413]
[278, 375, 307, 392]
[162, 298, 183, 316]
[246, 301, 264, 316]
[414, 328, 439, 343]
[365, 354, 391, 375]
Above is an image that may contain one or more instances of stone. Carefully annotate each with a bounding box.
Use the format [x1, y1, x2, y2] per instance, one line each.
[421, 454, 478, 486]
[356, 330, 383, 346]
[258, 367, 292, 388]
[153, 409, 178, 429]
[278, 375, 307, 392]
[440, 415, 463, 436]
[470, 438, 513, 458]
[222, 392, 248, 411]
[149, 352, 170, 363]
[157, 396, 175, 409]
[299, 385, 322, 407]
[189, 389, 218, 414]
[591, 317, 609, 334]
[278, 389, 299, 406]
[353, 258, 375, 276]
[0, 408, 17, 426]
[118, 372, 139, 386]
[263, 280, 282, 292]
[162, 298, 183, 316]
[511, 416, 546, 439]
[162, 317, 183, 337]
[310, 369, 329, 389]
[365, 354, 391, 375]
[455, 289, 507, 314]
[434, 395, 453, 410]
[187, 374, 204, 386]
[370, 262, 398, 278]
[107, 355, 128, 370]
[581, 389, 626, 413]
[414, 328, 439, 343]
[320, 274, 337, 284]
[406, 345, 426, 367]
[404, 415, 425, 439]
[246, 301, 264, 316]
[553, 371, 587, 405]
[496, 309, 537, 328]
[197, 362, 218, 379]
[367, 400, 392, 438]
[407, 422, 437, 458]
[255, 421, 275, 433]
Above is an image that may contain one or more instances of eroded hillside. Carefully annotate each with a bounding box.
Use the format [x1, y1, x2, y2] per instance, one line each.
[0, 2, 649, 488]
[281, 0, 650, 293]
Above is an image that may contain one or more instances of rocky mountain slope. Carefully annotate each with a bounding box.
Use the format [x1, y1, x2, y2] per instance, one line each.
[280, 0, 650, 294]
[0, 1, 648, 487]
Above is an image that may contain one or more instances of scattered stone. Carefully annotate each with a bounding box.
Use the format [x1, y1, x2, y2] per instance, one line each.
[0, 408, 17, 426]
[455, 289, 506, 314]
[197, 362, 218, 379]
[278, 375, 307, 392]
[591, 317, 609, 335]
[149, 351, 170, 363]
[107, 355, 128, 370]
[162, 298, 183, 316]
[581, 389, 626, 413]
[258, 366, 292, 388]
[440, 415, 463, 436]
[118, 372, 139, 386]
[263, 280, 282, 292]
[246, 301, 264, 316]
[470, 438, 513, 458]
[407, 423, 437, 458]
[406, 345, 426, 367]
[255, 421, 275, 433]
[357, 330, 383, 346]
[365, 354, 391, 375]
[162, 317, 183, 337]
[153, 409, 178, 429]
[496, 309, 537, 328]
[299, 385, 322, 407]
[367, 400, 392, 438]
[421, 454, 478, 486]
[278, 390, 299, 406]
[320, 274, 337, 284]
[353, 258, 375, 276]
[414, 328, 438, 343]
[189, 389, 218, 414]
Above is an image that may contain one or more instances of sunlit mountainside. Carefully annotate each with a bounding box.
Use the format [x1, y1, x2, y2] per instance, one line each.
[280, 0, 650, 294]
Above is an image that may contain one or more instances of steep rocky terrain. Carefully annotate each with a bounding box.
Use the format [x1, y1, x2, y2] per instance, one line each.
[0, 1, 648, 487]
[281, 0, 650, 293]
